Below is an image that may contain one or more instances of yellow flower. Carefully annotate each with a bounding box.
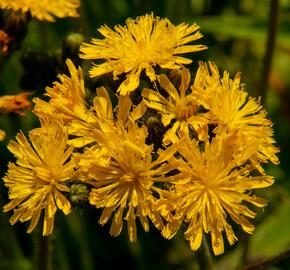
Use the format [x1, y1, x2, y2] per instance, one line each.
[81, 120, 179, 242]
[0, 0, 80, 22]
[196, 62, 279, 172]
[33, 59, 93, 124]
[76, 145, 111, 181]
[3, 120, 76, 235]
[68, 86, 146, 148]
[142, 67, 209, 144]
[80, 13, 207, 95]
[162, 134, 274, 255]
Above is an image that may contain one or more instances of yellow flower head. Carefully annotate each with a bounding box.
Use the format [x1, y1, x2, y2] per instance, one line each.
[80, 13, 207, 95]
[3, 119, 76, 235]
[196, 62, 279, 172]
[68, 86, 146, 148]
[162, 135, 274, 255]
[33, 59, 93, 124]
[142, 67, 209, 144]
[0, 0, 80, 22]
[80, 120, 179, 242]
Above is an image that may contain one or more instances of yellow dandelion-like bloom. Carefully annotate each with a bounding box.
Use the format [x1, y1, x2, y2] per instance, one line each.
[196, 61, 279, 172]
[68, 86, 146, 148]
[79, 13, 207, 95]
[66, 86, 116, 149]
[3, 120, 76, 235]
[0, 0, 80, 22]
[80, 120, 179, 242]
[33, 59, 94, 124]
[76, 145, 111, 180]
[142, 67, 209, 144]
[162, 134, 274, 255]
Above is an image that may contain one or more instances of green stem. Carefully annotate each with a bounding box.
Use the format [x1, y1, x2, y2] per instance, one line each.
[195, 236, 213, 270]
[38, 236, 51, 270]
[79, 0, 90, 37]
[238, 247, 290, 270]
[257, 0, 280, 103]
[0, 193, 25, 259]
[240, 233, 250, 267]
[33, 228, 53, 270]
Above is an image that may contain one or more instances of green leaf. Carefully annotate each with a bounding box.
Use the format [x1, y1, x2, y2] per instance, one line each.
[192, 15, 290, 48]
[249, 198, 290, 257]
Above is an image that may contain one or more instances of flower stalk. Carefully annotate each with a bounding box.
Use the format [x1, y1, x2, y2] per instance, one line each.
[257, 0, 280, 103]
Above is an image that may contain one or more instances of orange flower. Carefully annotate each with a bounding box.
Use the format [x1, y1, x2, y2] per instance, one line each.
[0, 30, 13, 55]
[0, 92, 31, 116]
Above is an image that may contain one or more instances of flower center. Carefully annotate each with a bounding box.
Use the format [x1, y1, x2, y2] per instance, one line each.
[135, 41, 155, 64]
[120, 172, 137, 183]
[175, 98, 197, 120]
[33, 167, 57, 187]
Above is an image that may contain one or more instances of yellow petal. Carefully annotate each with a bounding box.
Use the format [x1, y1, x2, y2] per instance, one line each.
[188, 226, 203, 251]
[117, 94, 132, 123]
[110, 207, 124, 237]
[145, 65, 157, 82]
[89, 63, 114, 77]
[211, 230, 224, 255]
[118, 70, 141, 95]
[130, 100, 147, 121]
[94, 87, 113, 118]
[158, 74, 180, 102]
[27, 208, 42, 233]
[126, 206, 137, 242]
[54, 190, 71, 215]
[99, 206, 114, 225]
[43, 208, 54, 236]
[246, 176, 274, 189]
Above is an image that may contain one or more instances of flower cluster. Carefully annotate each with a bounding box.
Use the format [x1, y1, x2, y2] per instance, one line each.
[2, 14, 279, 256]
[0, 0, 80, 22]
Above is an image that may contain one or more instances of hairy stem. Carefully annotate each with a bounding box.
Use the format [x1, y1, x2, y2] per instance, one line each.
[257, 0, 280, 103]
[40, 236, 50, 270]
[33, 229, 53, 270]
[239, 233, 250, 267]
[195, 236, 213, 270]
[239, 247, 290, 270]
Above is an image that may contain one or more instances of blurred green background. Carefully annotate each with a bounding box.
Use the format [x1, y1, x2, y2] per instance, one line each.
[1, 0, 290, 269]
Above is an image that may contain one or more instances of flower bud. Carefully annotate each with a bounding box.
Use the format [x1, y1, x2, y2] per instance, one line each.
[62, 33, 84, 66]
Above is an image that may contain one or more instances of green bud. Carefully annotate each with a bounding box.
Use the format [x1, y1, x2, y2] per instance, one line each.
[62, 33, 84, 66]
[69, 183, 89, 205]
